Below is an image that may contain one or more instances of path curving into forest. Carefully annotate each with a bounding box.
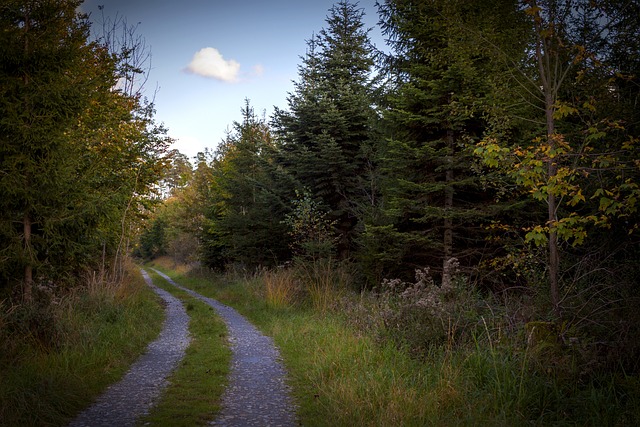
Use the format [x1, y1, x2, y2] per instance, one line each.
[150, 268, 298, 427]
[68, 269, 190, 427]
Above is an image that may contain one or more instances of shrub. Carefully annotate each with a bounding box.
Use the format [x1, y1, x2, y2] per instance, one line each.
[375, 259, 484, 353]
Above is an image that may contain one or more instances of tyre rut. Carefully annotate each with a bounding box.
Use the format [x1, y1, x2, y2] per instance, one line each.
[150, 268, 298, 427]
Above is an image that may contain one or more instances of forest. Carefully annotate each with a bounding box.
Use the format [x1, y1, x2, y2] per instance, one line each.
[142, 0, 638, 365]
[1, 0, 639, 424]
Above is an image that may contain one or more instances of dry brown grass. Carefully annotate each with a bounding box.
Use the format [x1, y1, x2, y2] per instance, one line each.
[263, 268, 299, 309]
[152, 256, 193, 276]
[296, 259, 351, 312]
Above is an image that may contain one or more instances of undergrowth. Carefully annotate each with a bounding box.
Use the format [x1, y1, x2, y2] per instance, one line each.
[0, 260, 164, 426]
[151, 256, 640, 426]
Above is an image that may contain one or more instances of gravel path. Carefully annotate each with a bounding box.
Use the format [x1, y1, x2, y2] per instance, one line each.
[68, 268, 190, 427]
[151, 268, 298, 427]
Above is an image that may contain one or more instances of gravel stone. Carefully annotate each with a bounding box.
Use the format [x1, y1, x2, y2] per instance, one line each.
[68, 269, 190, 427]
[151, 268, 298, 427]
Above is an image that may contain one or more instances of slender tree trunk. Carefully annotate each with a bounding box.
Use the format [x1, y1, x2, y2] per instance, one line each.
[22, 11, 33, 303]
[23, 213, 33, 303]
[545, 95, 561, 318]
[533, 1, 562, 318]
[443, 129, 454, 286]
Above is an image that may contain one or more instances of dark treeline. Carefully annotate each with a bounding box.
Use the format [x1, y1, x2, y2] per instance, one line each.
[143, 0, 640, 373]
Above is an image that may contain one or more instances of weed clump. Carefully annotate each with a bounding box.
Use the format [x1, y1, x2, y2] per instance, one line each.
[374, 259, 483, 353]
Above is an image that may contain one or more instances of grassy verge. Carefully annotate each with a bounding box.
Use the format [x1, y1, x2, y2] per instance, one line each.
[149, 258, 640, 426]
[0, 262, 164, 426]
[138, 268, 230, 426]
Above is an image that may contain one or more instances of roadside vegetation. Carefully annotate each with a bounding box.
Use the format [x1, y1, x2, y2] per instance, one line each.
[0, 261, 164, 426]
[149, 257, 640, 426]
[137, 1, 639, 424]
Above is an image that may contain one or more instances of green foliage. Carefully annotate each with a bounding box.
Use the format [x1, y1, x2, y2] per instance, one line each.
[283, 190, 338, 261]
[0, 264, 164, 425]
[473, 0, 640, 314]
[135, 216, 168, 259]
[132, 4, 637, 415]
[272, 0, 378, 257]
[201, 100, 292, 270]
[0, 0, 170, 298]
[158, 149, 194, 198]
[157, 264, 640, 426]
[371, 0, 526, 283]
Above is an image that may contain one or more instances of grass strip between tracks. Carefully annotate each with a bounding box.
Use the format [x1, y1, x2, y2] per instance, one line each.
[138, 268, 231, 426]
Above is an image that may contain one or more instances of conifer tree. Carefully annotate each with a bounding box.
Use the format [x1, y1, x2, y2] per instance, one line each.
[373, 0, 526, 282]
[272, 0, 378, 258]
[0, 0, 169, 299]
[203, 101, 291, 269]
[0, 0, 101, 299]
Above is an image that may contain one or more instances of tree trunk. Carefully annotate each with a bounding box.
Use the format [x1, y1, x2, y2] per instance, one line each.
[545, 90, 561, 318]
[533, 1, 562, 318]
[443, 129, 454, 286]
[546, 114, 561, 317]
[22, 12, 33, 303]
[23, 213, 33, 303]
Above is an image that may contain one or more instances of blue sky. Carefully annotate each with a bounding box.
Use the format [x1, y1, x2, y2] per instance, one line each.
[80, 0, 385, 161]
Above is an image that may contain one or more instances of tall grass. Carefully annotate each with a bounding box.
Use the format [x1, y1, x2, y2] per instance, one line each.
[155, 260, 639, 426]
[263, 268, 298, 309]
[295, 258, 351, 312]
[0, 261, 164, 426]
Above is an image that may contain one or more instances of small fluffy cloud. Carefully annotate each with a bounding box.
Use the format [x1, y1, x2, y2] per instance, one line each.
[185, 47, 240, 83]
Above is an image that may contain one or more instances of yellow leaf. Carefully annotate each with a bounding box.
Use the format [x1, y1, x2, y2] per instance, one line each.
[525, 5, 542, 16]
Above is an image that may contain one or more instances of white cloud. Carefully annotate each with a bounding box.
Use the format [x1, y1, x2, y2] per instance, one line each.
[185, 47, 240, 83]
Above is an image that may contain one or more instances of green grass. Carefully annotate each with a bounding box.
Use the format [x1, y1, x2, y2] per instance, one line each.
[148, 260, 640, 426]
[0, 265, 165, 426]
[138, 268, 230, 426]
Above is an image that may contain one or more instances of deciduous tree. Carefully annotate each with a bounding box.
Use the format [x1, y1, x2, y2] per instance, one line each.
[475, 0, 640, 316]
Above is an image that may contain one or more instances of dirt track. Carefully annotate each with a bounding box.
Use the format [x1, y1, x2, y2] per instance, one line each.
[68, 268, 297, 426]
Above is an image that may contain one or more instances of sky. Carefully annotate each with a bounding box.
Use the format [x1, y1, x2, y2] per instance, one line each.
[79, 0, 386, 161]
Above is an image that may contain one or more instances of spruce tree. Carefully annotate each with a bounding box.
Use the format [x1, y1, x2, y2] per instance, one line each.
[203, 101, 291, 269]
[0, 0, 102, 299]
[373, 0, 526, 282]
[272, 0, 377, 258]
[0, 0, 170, 299]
